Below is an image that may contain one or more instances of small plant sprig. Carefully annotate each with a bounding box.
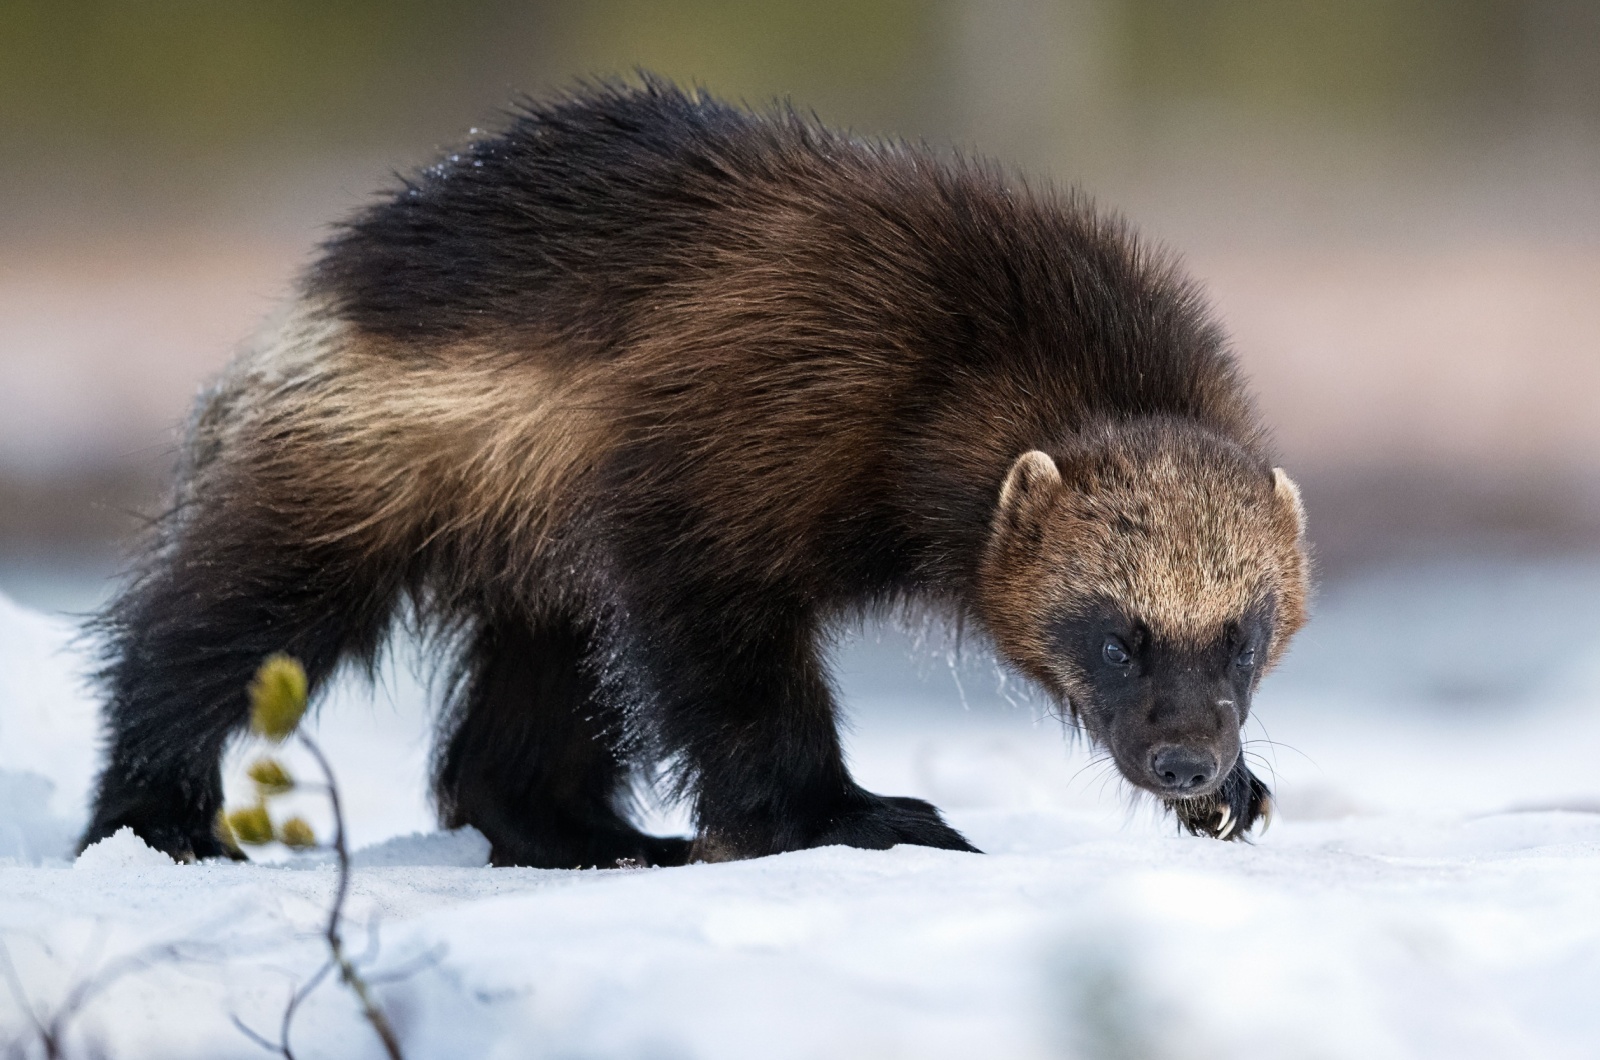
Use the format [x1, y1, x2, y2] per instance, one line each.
[220, 654, 405, 1060]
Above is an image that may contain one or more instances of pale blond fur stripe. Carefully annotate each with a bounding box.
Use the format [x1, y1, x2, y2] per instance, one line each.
[183, 299, 613, 562]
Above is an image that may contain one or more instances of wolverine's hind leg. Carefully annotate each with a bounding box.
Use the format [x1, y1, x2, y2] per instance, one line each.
[82, 515, 404, 861]
[432, 613, 690, 868]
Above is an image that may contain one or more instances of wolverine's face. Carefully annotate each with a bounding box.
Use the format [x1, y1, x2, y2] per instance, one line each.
[1050, 594, 1274, 799]
[977, 423, 1309, 826]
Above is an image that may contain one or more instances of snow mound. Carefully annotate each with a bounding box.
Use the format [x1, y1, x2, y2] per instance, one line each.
[74, 826, 177, 871]
[352, 825, 491, 867]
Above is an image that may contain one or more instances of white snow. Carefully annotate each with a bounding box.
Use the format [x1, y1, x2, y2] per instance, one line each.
[3, 557, 1600, 1058]
[74, 827, 177, 872]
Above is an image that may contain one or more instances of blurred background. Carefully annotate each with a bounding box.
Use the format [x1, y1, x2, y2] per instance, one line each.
[1, 0, 1597, 613]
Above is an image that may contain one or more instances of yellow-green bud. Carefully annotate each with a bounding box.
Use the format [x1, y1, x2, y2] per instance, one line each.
[213, 808, 243, 856]
[226, 804, 275, 846]
[247, 757, 295, 797]
[249, 654, 308, 741]
[278, 816, 318, 851]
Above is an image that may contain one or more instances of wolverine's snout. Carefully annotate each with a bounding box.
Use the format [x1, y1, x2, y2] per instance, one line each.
[1146, 744, 1221, 794]
[1104, 684, 1244, 800]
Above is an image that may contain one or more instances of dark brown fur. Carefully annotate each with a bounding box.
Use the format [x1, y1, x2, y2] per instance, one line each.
[82, 77, 1309, 865]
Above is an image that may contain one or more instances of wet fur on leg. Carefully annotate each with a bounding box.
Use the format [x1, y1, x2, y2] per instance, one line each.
[434, 613, 690, 868]
[81, 499, 407, 861]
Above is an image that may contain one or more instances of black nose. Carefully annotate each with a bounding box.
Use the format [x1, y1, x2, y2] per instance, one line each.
[1148, 746, 1218, 792]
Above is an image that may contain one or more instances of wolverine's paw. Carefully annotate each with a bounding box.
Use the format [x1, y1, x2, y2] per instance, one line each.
[810, 794, 981, 854]
[621, 834, 693, 869]
[1171, 763, 1273, 841]
[585, 830, 695, 870]
[486, 828, 694, 869]
[689, 793, 981, 862]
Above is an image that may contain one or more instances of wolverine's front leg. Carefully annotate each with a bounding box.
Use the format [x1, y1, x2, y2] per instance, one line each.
[610, 581, 977, 861]
[1172, 758, 1273, 840]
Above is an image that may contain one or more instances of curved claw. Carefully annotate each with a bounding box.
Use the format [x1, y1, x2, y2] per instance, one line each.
[1214, 802, 1234, 839]
[1257, 794, 1274, 836]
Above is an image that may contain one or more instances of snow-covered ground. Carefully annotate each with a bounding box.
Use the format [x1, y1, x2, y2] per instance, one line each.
[3, 557, 1600, 1059]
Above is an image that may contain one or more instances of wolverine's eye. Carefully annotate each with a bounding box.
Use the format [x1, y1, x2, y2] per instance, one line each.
[1102, 636, 1132, 667]
[1236, 647, 1257, 669]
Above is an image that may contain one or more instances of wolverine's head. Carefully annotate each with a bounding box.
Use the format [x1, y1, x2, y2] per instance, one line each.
[976, 419, 1308, 832]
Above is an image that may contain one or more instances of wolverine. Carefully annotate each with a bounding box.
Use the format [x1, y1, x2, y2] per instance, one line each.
[82, 77, 1309, 867]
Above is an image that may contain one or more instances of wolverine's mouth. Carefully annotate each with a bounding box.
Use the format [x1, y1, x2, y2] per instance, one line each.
[1183, 797, 1243, 839]
[1171, 791, 1273, 840]
[1165, 767, 1276, 842]
[1089, 727, 1271, 841]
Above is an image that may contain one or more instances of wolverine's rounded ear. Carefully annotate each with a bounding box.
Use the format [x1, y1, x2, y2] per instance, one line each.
[997, 450, 1062, 519]
[1272, 467, 1306, 538]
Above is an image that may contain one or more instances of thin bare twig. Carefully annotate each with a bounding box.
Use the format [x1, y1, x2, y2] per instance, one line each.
[0, 939, 54, 1059]
[298, 733, 405, 1060]
[361, 947, 448, 988]
[230, 1010, 285, 1056]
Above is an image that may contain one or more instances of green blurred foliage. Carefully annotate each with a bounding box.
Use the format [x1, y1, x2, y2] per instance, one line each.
[554, 0, 944, 133]
[0, 0, 943, 158]
[1118, 0, 1523, 125]
[0, 0, 1588, 172]
[0, 0, 513, 153]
